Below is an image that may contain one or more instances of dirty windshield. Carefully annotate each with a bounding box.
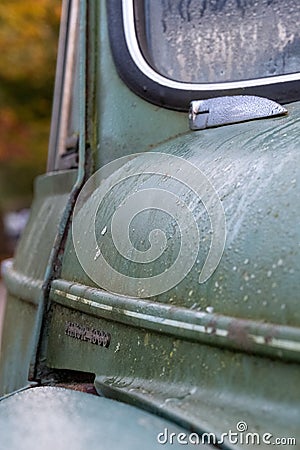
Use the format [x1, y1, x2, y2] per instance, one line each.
[140, 0, 300, 83]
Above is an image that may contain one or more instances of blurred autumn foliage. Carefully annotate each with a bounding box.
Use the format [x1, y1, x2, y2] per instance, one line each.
[0, 0, 61, 209]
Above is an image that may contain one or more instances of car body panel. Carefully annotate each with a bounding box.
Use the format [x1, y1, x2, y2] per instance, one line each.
[43, 103, 300, 445]
[0, 171, 77, 396]
[0, 1, 299, 448]
[0, 386, 201, 449]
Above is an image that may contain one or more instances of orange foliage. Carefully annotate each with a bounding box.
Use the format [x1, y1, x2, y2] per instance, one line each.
[0, 0, 61, 84]
[0, 108, 29, 161]
[0, 0, 61, 202]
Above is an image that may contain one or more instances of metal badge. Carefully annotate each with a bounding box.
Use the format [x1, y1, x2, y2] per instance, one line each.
[65, 321, 111, 348]
[189, 95, 287, 130]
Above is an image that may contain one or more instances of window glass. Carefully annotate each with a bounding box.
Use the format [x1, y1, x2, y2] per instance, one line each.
[140, 0, 300, 83]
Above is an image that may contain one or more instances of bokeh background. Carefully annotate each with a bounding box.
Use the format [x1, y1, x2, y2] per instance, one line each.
[0, 0, 61, 262]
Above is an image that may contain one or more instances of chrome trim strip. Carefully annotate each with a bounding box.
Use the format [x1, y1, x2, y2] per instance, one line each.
[122, 0, 300, 92]
[55, 290, 113, 311]
[47, 0, 80, 172]
[54, 0, 80, 171]
[51, 280, 300, 361]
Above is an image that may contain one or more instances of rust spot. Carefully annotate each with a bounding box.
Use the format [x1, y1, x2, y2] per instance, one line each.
[227, 321, 253, 350]
[55, 383, 98, 395]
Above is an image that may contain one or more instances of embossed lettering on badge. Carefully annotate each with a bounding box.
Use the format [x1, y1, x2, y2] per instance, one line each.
[65, 321, 111, 348]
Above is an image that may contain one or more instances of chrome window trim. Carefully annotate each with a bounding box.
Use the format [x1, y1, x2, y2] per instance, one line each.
[103, 0, 300, 110]
[122, 0, 300, 92]
[47, 0, 80, 172]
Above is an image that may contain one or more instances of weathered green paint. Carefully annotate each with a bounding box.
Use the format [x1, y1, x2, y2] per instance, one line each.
[0, 171, 77, 396]
[0, 0, 299, 448]
[50, 280, 300, 362]
[61, 102, 300, 327]
[0, 387, 198, 450]
[46, 301, 299, 448]
[0, 294, 36, 396]
[96, 1, 189, 169]
[49, 102, 300, 447]
[0, 0, 89, 397]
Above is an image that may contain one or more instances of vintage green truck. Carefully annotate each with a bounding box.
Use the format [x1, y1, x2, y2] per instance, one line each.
[0, 0, 299, 448]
